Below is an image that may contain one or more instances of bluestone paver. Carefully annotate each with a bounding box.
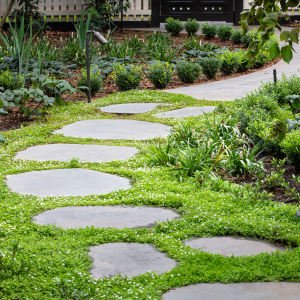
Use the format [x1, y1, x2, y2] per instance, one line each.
[100, 103, 165, 114]
[155, 106, 216, 118]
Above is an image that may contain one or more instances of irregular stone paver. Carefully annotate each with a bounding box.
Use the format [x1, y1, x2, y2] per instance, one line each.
[15, 144, 139, 162]
[167, 40, 300, 101]
[89, 243, 177, 279]
[162, 282, 300, 300]
[33, 206, 179, 228]
[6, 169, 131, 197]
[185, 236, 289, 256]
[54, 119, 171, 140]
[100, 103, 165, 114]
[155, 106, 216, 118]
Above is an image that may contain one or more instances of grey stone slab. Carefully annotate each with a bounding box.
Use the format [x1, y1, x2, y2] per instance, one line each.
[100, 103, 165, 114]
[54, 119, 171, 140]
[89, 243, 177, 279]
[162, 282, 300, 300]
[6, 169, 131, 197]
[33, 205, 179, 229]
[185, 236, 290, 257]
[15, 144, 139, 162]
[155, 106, 216, 118]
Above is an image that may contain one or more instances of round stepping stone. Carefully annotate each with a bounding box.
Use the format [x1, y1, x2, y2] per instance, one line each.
[185, 236, 289, 256]
[54, 119, 171, 140]
[89, 243, 177, 279]
[155, 106, 216, 118]
[100, 103, 165, 114]
[33, 206, 179, 228]
[15, 144, 139, 162]
[6, 169, 131, 197]
[162, 282, 300, 300]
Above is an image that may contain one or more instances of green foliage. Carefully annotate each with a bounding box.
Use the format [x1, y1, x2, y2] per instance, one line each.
[217, 24, 234, 41]
[201, 22, 217, 39]
[111, 64, 143, 91]
[74, 11, 92, 52]
[234, 50, 250, 73]
[147, 61, 173, 89]
[184, 19, 200, 36]
[230, 30, 243, 43]
[77, 66, 103, 97]
[165, 17, 184, 36]
[0, 70, 23, 91]
[215, 50, 238, 75]
[281, 130, 300, 167]
[198, 57, 221, 79]
[184, 36, 202, 50]
[253, 50, 269, 68]
[176, 61, 201, 83]
[241, 30, 261, 47]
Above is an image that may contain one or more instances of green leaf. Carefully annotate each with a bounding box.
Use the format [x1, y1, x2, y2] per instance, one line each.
[256, 7, 265, 20]
[286, 0, 300, 7]
[281, 44, 293, 63]
[280, 30, 290, 42]
[270, 121, 287, 142]
[55, 94, 63, 106]
[241, 10, 250, 21]
[280, 0, 288, 11]
[0, 134, 5, 144]
[290, 28, 299, 43]
[263, 13, 278, 28]
[0, 98, 3, 108]
[269, 42, 280, 59]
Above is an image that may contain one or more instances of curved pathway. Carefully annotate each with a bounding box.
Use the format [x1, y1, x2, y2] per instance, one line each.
[168, 43, 300, 101]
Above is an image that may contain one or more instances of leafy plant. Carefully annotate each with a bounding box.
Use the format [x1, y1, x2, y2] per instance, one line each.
[217, 25, 233, 41]
[198, 57, 221, 79]
[176, 61, 201, 83]
[201, 22, 217, 39]
[235, 50, 250, 73]
[215, 50, 238, 75]
[77, 66, 103, 97]
[230, 30, 243, 44]
[111, 64, 143, 91]
[165, 17, 184, 36]
[184, 36, 202, 51]
[281, 130, 300, 167]
[253, 50, 269, 68]
[146, 42, 178, 62]
[0, 70, 23, 90]
[147, 61, 173, 89]
[184, 19, 200, 36]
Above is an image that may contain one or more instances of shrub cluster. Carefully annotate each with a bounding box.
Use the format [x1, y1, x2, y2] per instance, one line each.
[201, 22, 217, 39]
[217, 25, 233, 41]
[0, 70, 23, 91]
[198, 57, 221, 79]
[77, 67, 103, 96]
[215, 50, 238, 75]
[165, 17, 184, 36]
[184, 19, 200, 36]
[230, 30, 243, 44]
[147, 62, 173, 89]
[176, 61, 201, 83]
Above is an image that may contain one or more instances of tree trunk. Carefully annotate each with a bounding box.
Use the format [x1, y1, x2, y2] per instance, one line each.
[0, 0, 17, 30]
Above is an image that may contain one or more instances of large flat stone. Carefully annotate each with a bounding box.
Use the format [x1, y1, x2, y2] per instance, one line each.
[89, 243, 177, 279]
[54, 119, 171, 140]
[100, 103, 164, 114]
[33, 206, 179, 228]
[6, 169, 131, 197]
[162, 282, 300, 300]
[155, 106, 216, 118]
[15, 144, 139, 162]
[185, 236, 289, 256]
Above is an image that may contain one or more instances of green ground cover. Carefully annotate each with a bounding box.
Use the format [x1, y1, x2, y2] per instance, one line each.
[0, 90, 300, 299]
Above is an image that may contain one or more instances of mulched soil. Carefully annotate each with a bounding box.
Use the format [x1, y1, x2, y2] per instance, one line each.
[221, 154, 300, 205]
[0, 29, 281, 132]
[282, 21, 300, 27]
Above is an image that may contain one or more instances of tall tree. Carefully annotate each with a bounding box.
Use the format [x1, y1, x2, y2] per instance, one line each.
[0, 0, 17, 30]
[241, 0, 299, 63]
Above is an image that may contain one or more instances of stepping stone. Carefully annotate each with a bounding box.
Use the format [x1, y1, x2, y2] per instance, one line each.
[185, 236, 289, 257]
[162, 282, 300, 300]
[33, 206, 179, 228]
[100, 103, 165, 114]
[6, 169, 131, 197]
[15, 144, 139, 162]
[155, 106, 216, 118]
[89, 243, 177, 279]
[54, 119, 171, 140]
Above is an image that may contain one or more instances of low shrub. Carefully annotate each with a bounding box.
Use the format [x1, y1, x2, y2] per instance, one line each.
[241, 29, 261, 47]
[198, 57, 221, 79]
[148, 61, 173, 89]
[176, 61, 201, 83]
[201, 22, 217, 39]
[0, 70, 23, 90]
[281, 130, 300, 167]
[215, 50, 238, 75]
[217, 25, 233, 41]
[111, 64, 143, 91]
[235, 50, 250, 73]
[253, 50, 269, 68]
[184, 19, 200, 36]
[165, 17, 184, 35]
[77, 67, 103, 96]
[230, 30, 243, 43]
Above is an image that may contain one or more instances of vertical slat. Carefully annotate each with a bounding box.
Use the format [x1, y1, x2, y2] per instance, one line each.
[76, 0, 81, 12]
[144, 0, 149, 11]
[53, 0, 59, 13]
[136, 0, 141, 10]
[61, 0, 67, 11]
[0, 0, 6, 14]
